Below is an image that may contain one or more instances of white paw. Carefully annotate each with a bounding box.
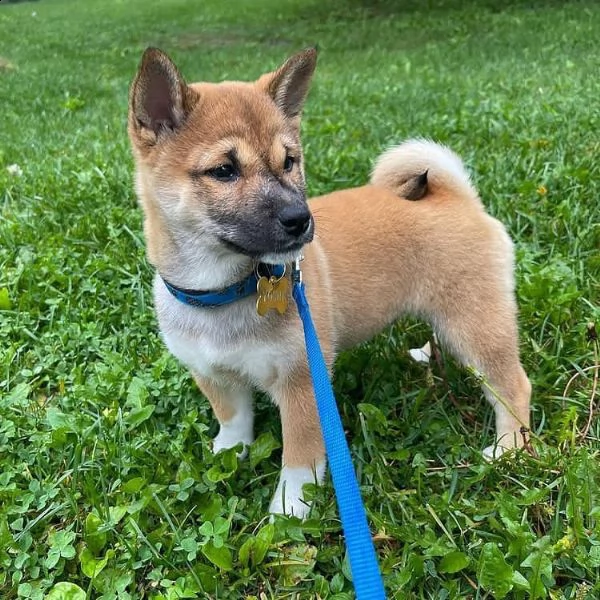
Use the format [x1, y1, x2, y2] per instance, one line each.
[482, 444, 510, 461]
[269, 463, 326, 519]
[212, 413, 254, 459]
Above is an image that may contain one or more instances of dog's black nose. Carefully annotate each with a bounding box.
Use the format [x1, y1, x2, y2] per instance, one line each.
[278, 205, 312, 237]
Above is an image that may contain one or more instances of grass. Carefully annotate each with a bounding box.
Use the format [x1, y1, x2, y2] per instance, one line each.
[1, 0, 599, 597]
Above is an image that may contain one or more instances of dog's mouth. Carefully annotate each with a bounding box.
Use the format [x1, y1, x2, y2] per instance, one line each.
[218, 237, 258, 257]
[217, 216, 314, 261]
[218, 236, 309, 260]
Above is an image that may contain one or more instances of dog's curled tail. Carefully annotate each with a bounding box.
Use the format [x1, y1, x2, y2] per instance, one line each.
[370, 139, 479, 202]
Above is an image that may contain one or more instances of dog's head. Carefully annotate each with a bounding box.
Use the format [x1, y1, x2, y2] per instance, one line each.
[128, 47, 317, 285]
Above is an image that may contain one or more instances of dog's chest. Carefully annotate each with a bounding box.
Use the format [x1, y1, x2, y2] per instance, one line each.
[154, 279, 300, 389]
[164, 327, 289, 387]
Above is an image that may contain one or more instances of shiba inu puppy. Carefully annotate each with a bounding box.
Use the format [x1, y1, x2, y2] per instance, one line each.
[127, 47, 531, 518]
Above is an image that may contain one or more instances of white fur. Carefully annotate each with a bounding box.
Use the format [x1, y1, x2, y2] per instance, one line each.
[154, 276, 304, 387]
[370, 138, 479, 202]
[212, 389, 254, 458]
[136, 170, 253, 291]
[269, 462, 327, 518]
[260, 249, 304, 265]
[482, 444, 510, 461]
[153, 274, 307, 470]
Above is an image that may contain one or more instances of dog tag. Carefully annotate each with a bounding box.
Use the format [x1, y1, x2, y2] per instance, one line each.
[256, 275, 289, 316]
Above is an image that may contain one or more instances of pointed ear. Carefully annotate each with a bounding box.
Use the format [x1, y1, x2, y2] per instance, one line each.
[257, 48, 317, 120]
[129, 47, 198, 141]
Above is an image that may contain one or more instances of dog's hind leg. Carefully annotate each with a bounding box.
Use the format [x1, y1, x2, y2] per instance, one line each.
[194, 375, 254, 458]
[430, 295, 531, 460]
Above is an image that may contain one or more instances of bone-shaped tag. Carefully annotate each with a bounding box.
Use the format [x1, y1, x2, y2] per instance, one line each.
[256, 275, 289, 316]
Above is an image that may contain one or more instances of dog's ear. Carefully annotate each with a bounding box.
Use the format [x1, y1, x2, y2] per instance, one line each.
[258, 48, 317, 120]
[129, 48, 198, 143]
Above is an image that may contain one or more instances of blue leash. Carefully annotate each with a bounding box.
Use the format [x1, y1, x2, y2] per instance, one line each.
[292, 259, 386, 600]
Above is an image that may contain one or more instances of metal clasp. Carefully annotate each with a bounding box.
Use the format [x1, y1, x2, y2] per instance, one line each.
[292, 254, 304, 284]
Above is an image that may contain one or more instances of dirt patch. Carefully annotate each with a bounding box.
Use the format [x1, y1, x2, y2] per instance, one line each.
[0, 57, 15, 70]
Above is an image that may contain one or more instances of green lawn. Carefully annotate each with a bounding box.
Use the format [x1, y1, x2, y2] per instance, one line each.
[1, 0, 599, 598]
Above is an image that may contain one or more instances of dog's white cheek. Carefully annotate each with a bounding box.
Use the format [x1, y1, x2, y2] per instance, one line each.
[269, 462, 326, 519]
[213, 410, 254, 459]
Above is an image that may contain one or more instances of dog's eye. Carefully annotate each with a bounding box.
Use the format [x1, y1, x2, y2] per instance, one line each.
[207, 164, 238, 181]
[283, 155, 295, 172]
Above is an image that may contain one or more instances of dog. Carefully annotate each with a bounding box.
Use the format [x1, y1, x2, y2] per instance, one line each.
[127, 47, 531, 518]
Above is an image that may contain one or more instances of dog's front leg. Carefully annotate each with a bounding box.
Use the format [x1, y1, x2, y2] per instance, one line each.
[269, 365, 326, 519]
[194, 375, 254, 458]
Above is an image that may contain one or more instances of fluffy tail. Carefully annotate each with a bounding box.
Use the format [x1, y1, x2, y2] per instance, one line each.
[370, 139, 479, 202]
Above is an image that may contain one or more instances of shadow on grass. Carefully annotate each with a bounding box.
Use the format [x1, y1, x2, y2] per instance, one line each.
[295, 0, 584, 19]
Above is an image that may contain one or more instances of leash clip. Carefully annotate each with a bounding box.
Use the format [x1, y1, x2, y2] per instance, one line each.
[292, 254, 304, 284]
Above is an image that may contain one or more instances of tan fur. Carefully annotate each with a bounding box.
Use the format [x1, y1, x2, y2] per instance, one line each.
[128, 48, 531, 517]
[274, 363, 325, 467]
[193, 375, 238, 423]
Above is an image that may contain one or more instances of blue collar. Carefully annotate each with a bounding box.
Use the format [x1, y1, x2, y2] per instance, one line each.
[162, 263, 286, 308]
